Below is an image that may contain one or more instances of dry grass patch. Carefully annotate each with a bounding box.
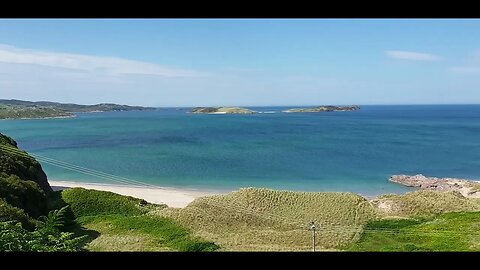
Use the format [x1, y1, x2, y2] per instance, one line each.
[159, 188, 378, 251]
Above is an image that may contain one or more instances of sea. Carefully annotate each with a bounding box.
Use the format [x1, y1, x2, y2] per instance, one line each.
[2, 105, 480, 197]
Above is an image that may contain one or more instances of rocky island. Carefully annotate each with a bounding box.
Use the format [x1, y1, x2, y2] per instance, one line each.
[190, 107, 256, 114]
[283, 105, 360, 113]
[389, 174, 480, 198]
[0, 99, 156, 120]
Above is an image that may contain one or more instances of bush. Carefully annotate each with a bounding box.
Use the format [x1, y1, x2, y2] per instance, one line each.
[0, 173, 47, 218]
[0, 206, 87, 251]
[0, 198, 36, 230]
[0, 133, 51, 192]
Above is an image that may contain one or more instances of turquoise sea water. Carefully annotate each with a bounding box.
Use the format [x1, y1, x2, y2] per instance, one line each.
[1, 105, 480, 196]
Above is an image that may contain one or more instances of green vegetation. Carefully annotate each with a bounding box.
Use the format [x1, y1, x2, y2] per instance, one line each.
[0, 132, 216, 252]
[0, 133, 51, 192]
[347, 212, 480, 251]
[61, 188, 159, 217]
[160, 188, 378, 251]
[372, 190, 480, 218]
[0, 99, 155, 120]
[0, 198, 36, 230]
[78, 214, 219, 251]
[0, 206, 87, 251]
[0, 174, 47, 218]
[63, 188, 218, 251]
[0, 104, 73, 119]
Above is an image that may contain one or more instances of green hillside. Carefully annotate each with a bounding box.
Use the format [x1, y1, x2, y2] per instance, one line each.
[0, 99, 155, 119]
[347, 212, 480, 251]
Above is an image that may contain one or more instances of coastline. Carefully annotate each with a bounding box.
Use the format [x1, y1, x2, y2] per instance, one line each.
[0, 115, 77, 121]
[49, 180, 222, 208]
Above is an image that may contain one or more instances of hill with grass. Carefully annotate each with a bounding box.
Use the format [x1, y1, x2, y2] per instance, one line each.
[0, 133, 51, 193]
[156, 187, 480, 251]
[346, 211, 480, 251]
[0, 99, 155, 119]
[158, 188, 378, 251]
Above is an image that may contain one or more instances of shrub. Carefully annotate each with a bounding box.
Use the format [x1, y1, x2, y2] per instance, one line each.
[0, 173, 47, 218]
[0, 198, 36, 230]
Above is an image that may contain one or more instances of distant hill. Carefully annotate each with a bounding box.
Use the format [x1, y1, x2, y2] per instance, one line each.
[0, 99, 156, 119]
[284, 105, 360, 113]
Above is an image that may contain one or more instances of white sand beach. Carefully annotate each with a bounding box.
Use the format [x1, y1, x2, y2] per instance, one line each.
[49, 180, 220, 208]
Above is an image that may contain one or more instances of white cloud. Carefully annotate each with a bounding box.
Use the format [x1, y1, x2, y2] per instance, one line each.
[450, 66, 480, 73]
[386, 50, 442, 61]
[0, 44, 205, 77]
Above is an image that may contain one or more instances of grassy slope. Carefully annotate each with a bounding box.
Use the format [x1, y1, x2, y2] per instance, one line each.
[62, 188, 218, 251]
[372, 190, 480, 218]
[347, 212, 480, 251]
[0, 104, 72, 119]
[0, 100, 155, 120]
[159, 188, 378, 251]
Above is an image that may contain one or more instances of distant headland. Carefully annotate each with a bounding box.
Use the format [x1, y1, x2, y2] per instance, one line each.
[0, 99, 155, 120]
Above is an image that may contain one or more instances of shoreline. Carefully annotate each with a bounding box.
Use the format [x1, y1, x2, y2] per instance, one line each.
[49, 180, 223, 208]
[0, 115, 77, 121]
[48, 180, 399, 207]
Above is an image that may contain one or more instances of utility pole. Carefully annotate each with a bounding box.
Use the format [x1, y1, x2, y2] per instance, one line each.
[310, 221, 316, 252]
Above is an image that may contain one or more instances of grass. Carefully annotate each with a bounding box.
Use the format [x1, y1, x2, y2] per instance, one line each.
[0, 104, 72, 119]
[158, 188, 379, 251]
[61, 188, 218, 251]
[78, 215, 219, 251]
[346, 212, 480, 251]
[372, 190, 480, 218]
[49, 187, 480, 251]
[467, 182, 480, 195]
[61, 187, 164, 217]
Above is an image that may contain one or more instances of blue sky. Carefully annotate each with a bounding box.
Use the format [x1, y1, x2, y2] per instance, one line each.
[0, 19, 479, 106]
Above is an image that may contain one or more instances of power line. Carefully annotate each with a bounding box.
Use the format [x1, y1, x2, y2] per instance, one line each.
[0, 145, 158, 188]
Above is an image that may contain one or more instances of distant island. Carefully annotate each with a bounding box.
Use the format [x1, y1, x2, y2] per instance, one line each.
[283, 105, 360, 113]
[190, 107, 256, 114]
[0, 99, 155, 120]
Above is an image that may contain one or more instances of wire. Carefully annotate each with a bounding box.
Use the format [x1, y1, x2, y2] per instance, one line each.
[0, 145, 158, 188]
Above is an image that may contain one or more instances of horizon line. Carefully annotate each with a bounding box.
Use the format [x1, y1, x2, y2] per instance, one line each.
[154, 103, 480, 108]
[2, 98, 480, 108]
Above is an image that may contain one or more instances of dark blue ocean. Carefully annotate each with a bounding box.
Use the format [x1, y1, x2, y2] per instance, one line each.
[2, 105, 480, 196]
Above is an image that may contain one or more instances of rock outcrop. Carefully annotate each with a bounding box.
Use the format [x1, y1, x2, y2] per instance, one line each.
[191, 107, 256, 114]
[389, 174, 480, 198]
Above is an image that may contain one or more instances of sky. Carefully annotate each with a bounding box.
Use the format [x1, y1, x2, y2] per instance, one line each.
[0, 19, 480, 107]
